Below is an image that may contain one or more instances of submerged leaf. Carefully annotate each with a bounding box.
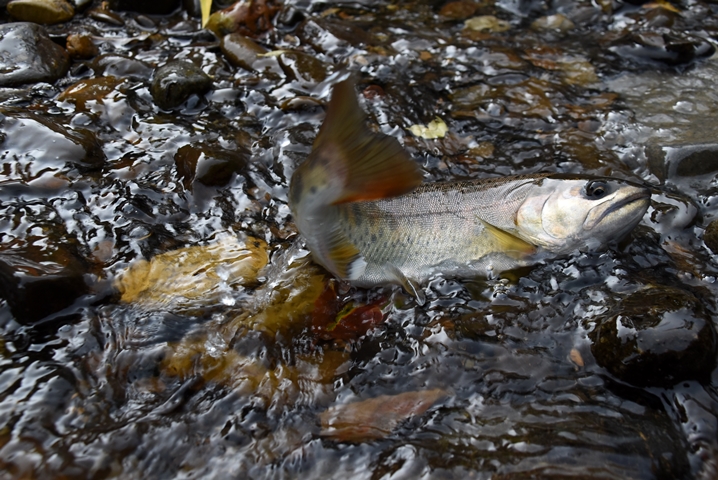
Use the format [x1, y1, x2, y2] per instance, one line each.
[116, 236, 268, 311]
[408, 117, 448, 139]
[319, 389, 448, 442]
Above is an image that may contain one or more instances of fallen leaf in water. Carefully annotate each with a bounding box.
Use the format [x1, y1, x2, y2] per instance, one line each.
[319, 388, 448, 442]
[570, 348, 584, 368]
[312, 283, 387, 341]
[116, 236, 268, 311]
[408, 117, 448, 139]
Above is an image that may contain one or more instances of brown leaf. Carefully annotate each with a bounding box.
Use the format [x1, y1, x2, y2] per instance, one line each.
[319, 389, 448, 442]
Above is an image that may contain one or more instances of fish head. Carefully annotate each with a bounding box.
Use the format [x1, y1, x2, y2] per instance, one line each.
[515, 176, 651, 253]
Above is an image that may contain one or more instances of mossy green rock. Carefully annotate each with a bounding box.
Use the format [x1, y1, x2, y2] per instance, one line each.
[590, 285, 717, 387]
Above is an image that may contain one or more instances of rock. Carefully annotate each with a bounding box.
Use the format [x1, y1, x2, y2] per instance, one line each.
[531, 14, 575, 33]
[277, 51, 330, 84]
[87, 4, 124, 25]
[0, 23, 69, 87]
[590, 285, 717, 387]
[611, 31, 715, 67]
[0, 109, 106, 183]
[92, 54, 153, 80]
[220, 33, 270, 71]
[150, 60, 213, 110]
[66, 33, 98, 60]
[0, 253, 89, 324]
[646, 143, 718, 182]
[703, 220, 718, 255]
[7, 0, 74, 25]
[464, 15, 511, 33]
[297, 18, 372, 53]
[107, 0, 180, 15]
[173, 143, 249, 191]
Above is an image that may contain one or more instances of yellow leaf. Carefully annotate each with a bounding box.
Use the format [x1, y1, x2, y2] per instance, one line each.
[116, 235, 268, 312]
[408, 117, 448, 139]
[200, 0, 212, 27]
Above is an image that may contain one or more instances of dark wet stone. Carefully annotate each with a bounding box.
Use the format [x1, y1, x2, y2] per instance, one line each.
[0, 22, 69, 87]
[150, 60, 213, 110]
[107, 0, 180, 15]
[704, 220, 718, 255]
[297, 18, 373, 53]
[92, 54, 153, 80]
[590, 285, 717, 387]
[7, 0, 74, 24]
[66, 33, 98, 60]
[174, 143, 249, 191]
[611, 31, 715, 67]
[646, 143, 718, 182]
[277, 51, 330, 84]
[0, 109, 106, 173]
[0, 254, 88, 324]
[220, 32, 268, 70]
[87, 4, 124, 25]
[182, 0, 200, 17]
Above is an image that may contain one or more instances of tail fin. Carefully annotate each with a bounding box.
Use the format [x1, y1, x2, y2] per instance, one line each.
[313, 79, 423, 204]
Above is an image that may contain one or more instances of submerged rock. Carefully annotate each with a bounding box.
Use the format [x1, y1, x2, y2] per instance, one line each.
[107, 0, 180, 14]
[590, 285, 717, 387]
[611, 31, 715, 67]
[6, 0, 75, 24]
[0, 253, 89, 324]
[703, 220, 718, 255]
[646, 143, 718, 182]
[66, 32, 98, 59]
[0, 22, 69, 87]
[0, 109, 106, 182]
[150, 60, 213, 110]
[174, 143, 249, 191]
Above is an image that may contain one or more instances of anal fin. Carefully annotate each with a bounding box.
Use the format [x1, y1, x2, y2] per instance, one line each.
[385, 263, 426, 306]
[322, 225, 367, 281]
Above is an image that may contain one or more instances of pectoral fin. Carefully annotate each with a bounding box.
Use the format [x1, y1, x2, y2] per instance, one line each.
[384, 263, 426, 306]
[479, 220, 537, 259]
[314, 79, 423, 204]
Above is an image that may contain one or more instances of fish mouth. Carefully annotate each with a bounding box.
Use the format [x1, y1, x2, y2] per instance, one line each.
[584, 188, 651, 231]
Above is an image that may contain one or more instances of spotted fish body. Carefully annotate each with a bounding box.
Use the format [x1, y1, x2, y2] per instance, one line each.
[289, 79, 651, 299]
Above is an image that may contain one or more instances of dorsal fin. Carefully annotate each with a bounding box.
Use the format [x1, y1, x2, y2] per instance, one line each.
[314, 79, 423, 204]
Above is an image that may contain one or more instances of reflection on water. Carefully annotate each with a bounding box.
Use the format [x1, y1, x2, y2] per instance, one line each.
[1, 1, 718, 478]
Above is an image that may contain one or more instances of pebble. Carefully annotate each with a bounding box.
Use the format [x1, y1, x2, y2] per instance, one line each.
[150, 60, 213, 110]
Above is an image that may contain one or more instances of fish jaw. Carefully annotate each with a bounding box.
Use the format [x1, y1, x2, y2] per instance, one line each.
[515, 176, 651, 253]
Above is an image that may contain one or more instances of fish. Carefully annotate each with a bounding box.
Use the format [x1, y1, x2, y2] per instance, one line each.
[288, 79, 651, 302]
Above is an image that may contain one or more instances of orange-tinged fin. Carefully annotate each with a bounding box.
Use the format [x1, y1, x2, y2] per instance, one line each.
[314, 79, 423, 204]
[322, 224, 367, 280]
[479, 220, 537, 258]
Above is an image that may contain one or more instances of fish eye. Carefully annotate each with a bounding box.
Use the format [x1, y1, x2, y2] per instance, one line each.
[585, 180, 609, 199]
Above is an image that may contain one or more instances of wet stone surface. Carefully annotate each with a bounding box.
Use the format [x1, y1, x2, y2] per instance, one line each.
[0, 1, 717, 479]
[0, 22, 69, 86]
